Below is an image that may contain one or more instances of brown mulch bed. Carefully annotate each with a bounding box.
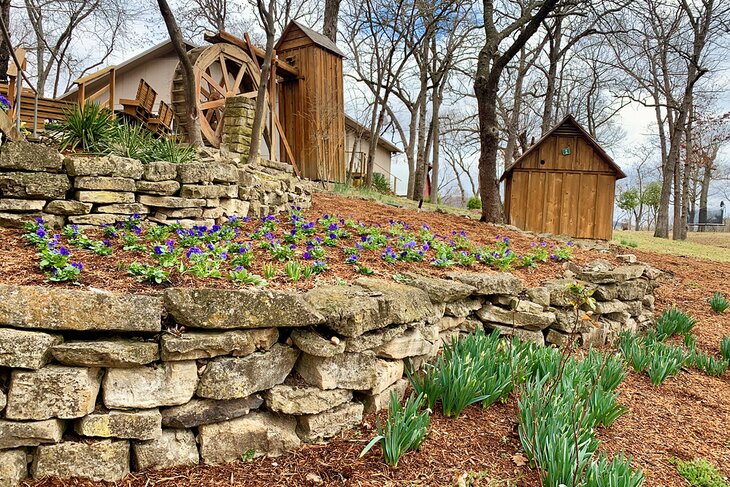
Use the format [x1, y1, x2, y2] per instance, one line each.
[11, 192, 730, 487]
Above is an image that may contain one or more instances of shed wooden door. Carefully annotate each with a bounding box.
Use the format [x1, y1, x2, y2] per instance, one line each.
[508, 170, 615, 240]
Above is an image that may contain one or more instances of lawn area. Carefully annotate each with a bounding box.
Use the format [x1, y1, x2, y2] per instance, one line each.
[613, 230, 730, 263]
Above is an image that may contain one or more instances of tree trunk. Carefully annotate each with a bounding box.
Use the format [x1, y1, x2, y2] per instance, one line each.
[698, 160, 712, 232]
[541, 16, 562, 135]
[429, 93, 442, 204]
[249, 0, 276, 164]
[158, 0, 203, 146]
[475, 66, 504, 222]
[322, 0, 341, 42]
[0, 0, 11, 84]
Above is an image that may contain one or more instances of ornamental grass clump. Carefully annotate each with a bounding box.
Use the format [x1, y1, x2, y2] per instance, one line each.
[360, 393, 431, 467]
[721, 336, 730, 362]
[585, 453, 645, 487]
[645, 341, 687, 386]
[708, 292, 729, 314]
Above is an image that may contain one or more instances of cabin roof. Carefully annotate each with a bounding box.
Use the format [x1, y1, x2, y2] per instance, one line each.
[500, 114, 626, 181]
[345, 115, 401, 153]
[276, 21, 345, 58]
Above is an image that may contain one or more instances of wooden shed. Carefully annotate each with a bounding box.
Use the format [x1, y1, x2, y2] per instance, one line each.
[501, 115, 626, 240]
[276, 21, 346, 182]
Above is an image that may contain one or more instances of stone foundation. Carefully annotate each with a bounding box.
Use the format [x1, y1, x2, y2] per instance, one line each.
[0, 140, 312, 229]
[0, 260, 657, 484]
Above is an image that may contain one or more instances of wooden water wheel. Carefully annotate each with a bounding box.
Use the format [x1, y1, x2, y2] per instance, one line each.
[172, 43, 261, 147]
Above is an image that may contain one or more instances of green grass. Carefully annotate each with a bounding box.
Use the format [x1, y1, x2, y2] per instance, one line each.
[613, 231, 730, 263]
[673, 458, 730, 487]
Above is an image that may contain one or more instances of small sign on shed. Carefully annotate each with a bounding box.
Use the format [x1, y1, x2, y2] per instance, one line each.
[500, 115, 626, 240]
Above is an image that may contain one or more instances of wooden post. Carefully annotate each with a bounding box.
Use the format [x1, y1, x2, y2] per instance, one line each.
[6, 74, 15, 119]
[77, 82, 85, 108]
[269, 49, 277, 161]
[108, 67, 116, 112]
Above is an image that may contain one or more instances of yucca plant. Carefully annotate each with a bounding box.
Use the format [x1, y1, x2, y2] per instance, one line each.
[585, 453, 645, 487]
[721, 336, 730, 362]
[645, 342, 686, 386]
[148, 137, 197, 164]
[655, 307, 696, 341]
[360, 392, 430, 467]
[107, 122, 154, 161]
[708, 292, 729, 314]
[58, 101, 113, 152]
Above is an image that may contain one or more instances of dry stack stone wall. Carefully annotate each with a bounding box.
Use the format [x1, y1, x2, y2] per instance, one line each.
[0, 260, 658, 485]
[0, 140, 311, 230]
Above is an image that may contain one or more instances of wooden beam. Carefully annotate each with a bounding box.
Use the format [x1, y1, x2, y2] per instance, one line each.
[204, 30, 299, 78]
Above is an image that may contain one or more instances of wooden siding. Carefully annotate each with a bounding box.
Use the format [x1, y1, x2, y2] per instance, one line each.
[505, 129, 618, 240]
[277, 25, 345, 182]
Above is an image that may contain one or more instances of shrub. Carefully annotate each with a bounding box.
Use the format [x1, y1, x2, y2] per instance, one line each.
[585, 453, 645, 487]
[371, 173, 391, 194]
[655, 307, 696, 341]
[466, 195, 482, 210]
[673, 458, 730, 487]
[360, 393, 430, 467]
[708, 292, 729, 314]
[721, 336, 730, 362]
[58, 101, 113, 152]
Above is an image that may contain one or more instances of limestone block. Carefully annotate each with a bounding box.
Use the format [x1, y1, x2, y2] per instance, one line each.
[0, 171, 70, 199]
[197, 344, 299, 400]
[96, 203, 149, 215]
[75, 409, 161, 440]
[0, 199, 45, 212]
[198, 412, 300, 464]
[485, 323, 545, 346]
[132, 429, 199, 471]
[296, 352, 378, 390]
[74, 176, 136, 192]
[290, 329, 345, 357]
[180, 184, 237, 199]
[103, 361, 198, 409]
[0, 328, 62, 369]
[446, 272, 522, 296]
[52, 339, 159, 368]
[65, 155, 144, 178]
[0, 450, 27, 487]
[296, 402, 364, 443]
[137, 195, 206, 208]
[0, 140, 63, 172]
[363, 378, 408, 413]
[369, 359, 404, 395]
[392, 272, 476, 303]
[161, 396, 263, 428]
[5, 366, 101, 420]
[0, 419, 64, 449]
[0, 285, 161, 332]
[476, 303, 555, 330]
[32, 439, 130, 482]
[344, 325, 406, 353]
[161, 329, 277, 361]
[265, 385, 352, 415]
[135, 180, 180, 195]
[44, 200, 92, 215]
[164, 288, 323, 329]
[526, 287, 551, 307]
[75, 190, 136, 204]
[375, 327, 438, 359]
[143, 161, 178, 182]
[68, 213, 128, 226]
[444, 297, 484, 318]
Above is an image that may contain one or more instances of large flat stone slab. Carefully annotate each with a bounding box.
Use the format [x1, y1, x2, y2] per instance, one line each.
[296, 352, 378, 390]
[32, 439, 130, 482]
[75, 409, 162, 440]
[265, 385, 352, 415]
[476, 303, 555, 330]
[164, 288, 324, 329]
[0, 171, 70, 199]
[0, 328, 62, 369]
[197, 344, 299, 400]
[0, 140, 64, 172]
[103, 362, 198, 409]
[52, 339, 159, 367]
[0, 419, 64, 449]
[161, 329, 277, 361]
[161, 396, 263, 428]
[290, 329, 345, 357]
[132, 429, 199, 471]
[65, 155, 144, 178]
[393, 273, 476, 303]
[0, 285, 161, 332]
[6, 366, 101, 420]
[198, 412, 300, 464]
[446, 272, 522, 296]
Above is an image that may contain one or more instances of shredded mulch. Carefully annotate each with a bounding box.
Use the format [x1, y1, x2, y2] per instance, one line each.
[9, 192, 730, 486]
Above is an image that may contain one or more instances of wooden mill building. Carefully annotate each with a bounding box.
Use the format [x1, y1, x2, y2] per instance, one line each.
[276, 22, 346, 182]
[501, 115, 626, 240]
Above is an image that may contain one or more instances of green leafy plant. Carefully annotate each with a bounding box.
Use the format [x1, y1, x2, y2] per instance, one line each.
[360, 393, 430, 467]
[466, 195, 481, 210]
[371, 172, 391, 194]
[284, 260, 303, 282]
[655, 307, 696, 341]
[708, 292, 729, 314]
[672, 458, 730, 487]
[262, 262, 277, 279]
[645, 341, 686, 386]
[148, 137, 197, 164]
[106, 122, 154, 160]
[58, 101, 113, 152]
[585, 453, 645, 487]
[128, 262, 170, 284]
[686, 351, 728, 377]
[228, 268, 266, 286]
[721, 336, 730, 362]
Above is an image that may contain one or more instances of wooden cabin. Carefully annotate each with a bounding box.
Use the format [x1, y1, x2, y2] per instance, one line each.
[501, 115, 626, 240]
[276, 21, 346, 182]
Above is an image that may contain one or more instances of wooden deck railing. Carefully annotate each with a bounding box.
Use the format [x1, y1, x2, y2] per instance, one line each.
[0, 83, 72, 133]
[346, 150, 399, 194]
[74, 65, 116, 110]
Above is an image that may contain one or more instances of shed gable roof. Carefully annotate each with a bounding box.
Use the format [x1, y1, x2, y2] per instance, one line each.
[275, 21, 345, 58]
[500, 114, 626, 181]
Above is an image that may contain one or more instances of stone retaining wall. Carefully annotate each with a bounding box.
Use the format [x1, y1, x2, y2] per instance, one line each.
[0, 261, 657, 485]
[0, 140, 312, 229]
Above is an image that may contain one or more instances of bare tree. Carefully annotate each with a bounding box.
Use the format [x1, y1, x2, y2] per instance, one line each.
[158, 0, 203, 146]
[474, 0, 561, 223]
[247, 0, 275, 164]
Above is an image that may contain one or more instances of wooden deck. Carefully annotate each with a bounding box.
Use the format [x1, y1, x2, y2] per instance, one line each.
[0, 84, 71, 132]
